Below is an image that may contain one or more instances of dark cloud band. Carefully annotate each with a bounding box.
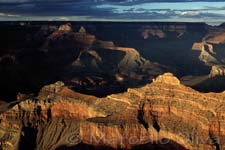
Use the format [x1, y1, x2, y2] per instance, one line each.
[0, 0, 225, 24]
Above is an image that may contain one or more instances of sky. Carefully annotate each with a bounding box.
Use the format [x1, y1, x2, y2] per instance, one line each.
[1, 0, 225, 24]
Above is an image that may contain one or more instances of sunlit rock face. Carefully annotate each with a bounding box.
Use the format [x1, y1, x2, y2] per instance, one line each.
[0, 73, 225, 150]
[3, 22, 225, 149]
[192, 27, 225, 67]
[58, 23, 73, 32]
[152, 72, 180, 85]
[192, 42, 218, 66]
[210, 65, 225, 77]
[190, 27, 225, 92]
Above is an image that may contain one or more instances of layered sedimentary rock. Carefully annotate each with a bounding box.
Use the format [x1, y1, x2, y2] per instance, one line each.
[152, 72, 180, 85]
[198, 43, 218, 65]
[192, 40, 217, 66]
[0, 73, 225, 150]
[188, 27, 225, 91]
[191, 27, 225, 67]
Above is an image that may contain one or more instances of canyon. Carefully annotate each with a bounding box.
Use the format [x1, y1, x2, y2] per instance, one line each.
[1, 22, 225, 149]
[0, 22, 167, 101]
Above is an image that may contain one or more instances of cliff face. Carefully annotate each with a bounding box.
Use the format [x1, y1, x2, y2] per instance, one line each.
[181, 26, 225, 92]
[1, 73, 225, 150]
[191, 26, 225, 66]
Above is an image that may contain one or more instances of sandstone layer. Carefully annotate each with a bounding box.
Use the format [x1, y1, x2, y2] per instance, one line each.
[0, 73, 225, 150]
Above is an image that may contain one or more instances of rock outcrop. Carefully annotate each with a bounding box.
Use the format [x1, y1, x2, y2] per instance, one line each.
[152, 72, 180, 85]
[142, 28, 166, 39]
[1, 73, 225, 150]
[199, 43, 219, 65]
[210, 65, 225, 77]
[58, 23, 72, 32]
[192, 41, 217, 65]
[191, 27, 225, 79]
[191, 26, 225, 67]
[79, 26, 86, 33]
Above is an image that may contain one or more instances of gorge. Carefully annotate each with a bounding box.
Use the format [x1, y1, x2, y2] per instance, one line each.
[1, 22, 225, 149]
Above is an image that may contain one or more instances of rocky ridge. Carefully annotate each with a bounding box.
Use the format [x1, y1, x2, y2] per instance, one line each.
[0, 73, 225, 150]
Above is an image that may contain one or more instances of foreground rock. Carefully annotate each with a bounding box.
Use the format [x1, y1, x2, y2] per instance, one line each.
[0, 73, 225, 150]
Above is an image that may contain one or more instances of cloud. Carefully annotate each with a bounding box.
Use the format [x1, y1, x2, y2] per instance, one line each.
[0, 0, 225, 24]
[0, 13, 19, 17]
[59, 17, 70, 21]
[180, 11, 225, 18]
[0, 0, 225, 4]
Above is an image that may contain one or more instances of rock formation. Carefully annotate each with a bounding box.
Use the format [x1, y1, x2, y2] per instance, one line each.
[39, 24, 165, 96]
[141, 24, 187, 39]
[210, 65, 225, 77]
[142, 28, 166, 39]
[0, 22, 219, 100]
[79, 26, 86, 33]
[0, 23, 170, 100]
[0, 73, 225, 150]
[2, 22, 225, 149]
[198, 43, 219, 66]
[188, 27, 225, 93]
[191, 26, 225, 67]
[187, 29, 225, 91]
[204, 30, 225, 44]
[58, 23, 72, 32]
[152, 72, 180, 85]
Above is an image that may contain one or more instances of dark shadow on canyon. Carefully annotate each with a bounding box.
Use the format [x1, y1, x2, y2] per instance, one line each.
[56, 138, 187, 150]
[0, 21, 219, 102]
